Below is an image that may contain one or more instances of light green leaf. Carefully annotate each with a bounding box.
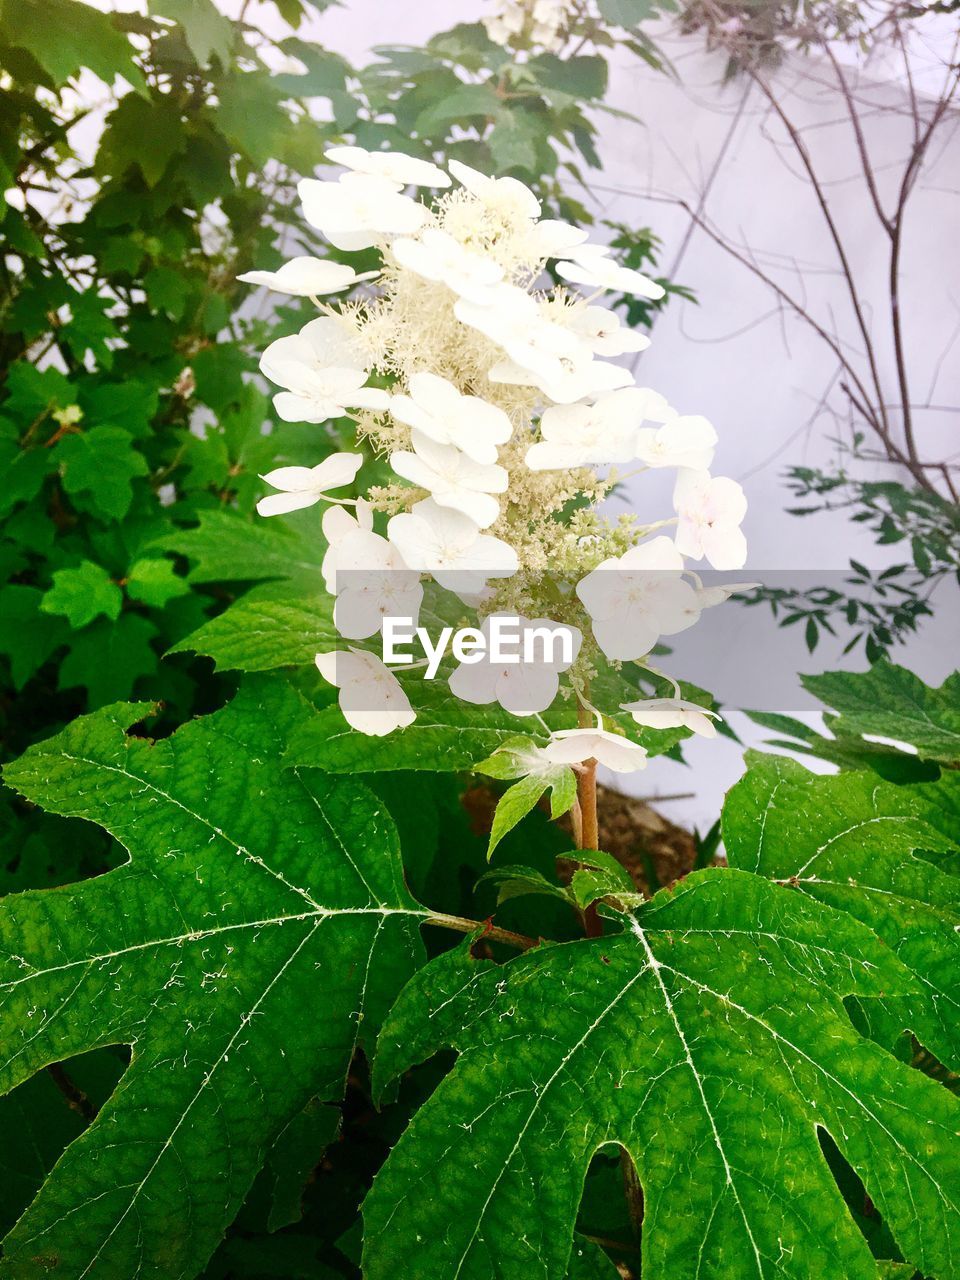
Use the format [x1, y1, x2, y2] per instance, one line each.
[54, 425, 148, 520]
[366, 870, 960, 1280]
[150, 0, 234, 67]
[488, 774, 551, 858]
[171, 594, 337, 670]
[41, 561, 123, 629]
[0, 0, 147, 92]
[414, 85, 501, 134]
[597, 0, 657, 26]
[803, 662, 960, 764]
[148, 511, 325, 587]
[0, 678, 426, 1278]
[723, 751, 960, 1069]
[126, 557, 192, 608]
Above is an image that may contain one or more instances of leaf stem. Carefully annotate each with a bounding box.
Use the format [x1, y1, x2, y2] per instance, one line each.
[423, 912, 539, 952]
[576, 701, 603, 939]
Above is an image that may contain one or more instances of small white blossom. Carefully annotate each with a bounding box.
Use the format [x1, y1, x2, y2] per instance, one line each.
[557, 244, 665, 300]
[260, 317, 389, 422]
[542, 727, 649, 774]
[298, 172, 429, 251]
[324, 144, 450, 189]
[489, 352, 632, 406]
[528, 219, 590, 259]
[575, 535, 701, 660]
[390, 430, 508, 528]
[389, 372, 512, 465]
[635, 415, 718, 471]
[321, 499, 374, 593]
[237, 257, 377, 297]
[448, 159, 541, 221]
[621, 697, 720, 739]
[315, 649, 415, 736]
[674, 470, 748, 570]
[448, 613, 582, 715]
[392, 228, 504, 303]
[525, 388, 653, 470]
[695, 581, 761, 608]
[569, 305, 651, 357]
[387, 498, 518, 594]
[331, 531, 424, 640]
[256, 453, 363, 518]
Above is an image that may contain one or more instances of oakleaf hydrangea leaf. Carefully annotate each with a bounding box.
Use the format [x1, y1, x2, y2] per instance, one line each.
[803, 661, 960, 764]
[724, 751, 960, 1069]
[0, 678, 426, 1278]
[364, 870, 960, 1280]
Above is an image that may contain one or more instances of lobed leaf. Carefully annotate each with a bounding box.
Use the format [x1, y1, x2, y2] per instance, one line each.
[364, 870, 960, 1280]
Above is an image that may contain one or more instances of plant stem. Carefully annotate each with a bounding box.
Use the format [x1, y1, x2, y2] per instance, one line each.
[423, 912, 538, 952]
[575, 702, 603, 938]
[620, 1148, 644, 1242]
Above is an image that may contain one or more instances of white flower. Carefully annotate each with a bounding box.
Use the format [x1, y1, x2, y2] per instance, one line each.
[568, 305, 651, 357]
[542, 727, 649, 774]
[237, 257, 377, 297]
[324, 144, 450, 189]
[674, 470, 748, 570]
[575, 535, 701, 660]
[392, 228, 503, 303]
[489, 353, 633, 406]
[448, 613, 582, 716]
[389, 372, 512, 465]
[321, 499, 374, 593]
[620, 697, 720, 739]
[298, 173, 429, 252]
[390, 430, 508, 528]
[635, 415, 718, 471]
[449, 159, 541, 221]
[525, 388, 653, 471]
[557, 244, 665, 300]
[528, 219, 590, 259]
[695, 581, 761, 608]
[330, 530, 424, 640]
[256, 453, 363, 518]
[260, 317, 388, 422]
[315, 648, 415, 737]
[387, 498, 517, 594]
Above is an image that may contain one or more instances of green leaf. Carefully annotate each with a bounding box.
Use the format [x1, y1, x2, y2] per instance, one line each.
[0, 584, 68, 688]
[803, 662, 960, 764]
[488, 774, 550, 858]
[58, 613, 159, 706]
[41, 561, 123, 629]
[528, 53, 608, 100]
[0, 678, 426, 1278]
[126, 557, 192, 608]
[365, 870, 960, 1280]
[171, 594, 337, 670]
[597, 0, 657, 26]
[0, 0, 147, 92]
[150, 0, 234, 67]
[54, 426, 149, 520]
[261, 1098, 341, 1233]
[150, 511, 326, 587]
[98, 95, 186, 187]
[414, 85, 500, 135]
[723, 752, 960, 1070]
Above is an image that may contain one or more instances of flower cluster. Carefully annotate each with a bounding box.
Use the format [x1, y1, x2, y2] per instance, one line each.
[482, 0, 580, 54]
[241, 146, 748, 772]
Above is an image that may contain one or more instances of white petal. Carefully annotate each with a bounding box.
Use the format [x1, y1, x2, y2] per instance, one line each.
[256, 490, 321, 518]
